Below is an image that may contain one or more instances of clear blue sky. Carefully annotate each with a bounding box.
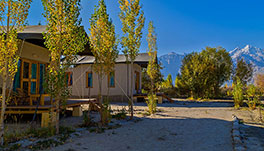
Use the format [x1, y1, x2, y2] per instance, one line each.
[28, 0, 264, 56]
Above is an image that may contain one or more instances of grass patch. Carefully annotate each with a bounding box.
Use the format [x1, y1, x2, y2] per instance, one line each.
[2, 126, 75, 150]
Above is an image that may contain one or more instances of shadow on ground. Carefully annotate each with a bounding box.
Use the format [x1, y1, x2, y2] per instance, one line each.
[112, 100, 234, 108]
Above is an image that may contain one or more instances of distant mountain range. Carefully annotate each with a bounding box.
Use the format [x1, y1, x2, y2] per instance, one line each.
[158, 45, 264, 82]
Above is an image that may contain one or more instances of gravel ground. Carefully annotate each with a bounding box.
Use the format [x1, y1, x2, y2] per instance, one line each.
[50, 100, 237, 151]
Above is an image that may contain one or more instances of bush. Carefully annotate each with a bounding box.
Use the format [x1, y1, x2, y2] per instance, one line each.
[246, 84, 260, 110]
[101, 100, 112, 126]
[146, 94, 157, 115]
[233, 79, 244, 109]
[112, 108, 127, 120]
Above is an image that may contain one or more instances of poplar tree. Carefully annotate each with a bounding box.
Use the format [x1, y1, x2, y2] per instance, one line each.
[0, 0, 31, 145]
[90, 0, 118, 103]
[146, 21, 159, 114]
[89, 0, 118, 125]
[119, 0, 145, 119]
[42, 0, 87, 134]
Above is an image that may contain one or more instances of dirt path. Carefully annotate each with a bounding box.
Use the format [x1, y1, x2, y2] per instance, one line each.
[50, 101, 235, 151]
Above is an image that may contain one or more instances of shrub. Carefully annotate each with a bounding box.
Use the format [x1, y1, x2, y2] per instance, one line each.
[101, 100, 112, 126]
[146, 94, 157, 115]
[246, 84, 260, 110]
[233, 78, 244, 109]
[112, 108, 127, 120]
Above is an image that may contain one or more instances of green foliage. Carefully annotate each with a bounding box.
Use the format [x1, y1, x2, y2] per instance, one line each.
[161, 74, 173, 89]
[82, 111, 92, 127]
[3, 126, 74, 146]
[233, 58, 253, 85]
[175, 47, 232, 99]
[90, 0, 118, 104]
[0, 0, 32, 145]
[112, 108, 127, 120]
[146, 21, 159, 81]
[142, 62, 163, 92]
[42, 0, 87, 134]
[246, 84, 260, 110]
[119, 0, 145, 119]
[145, 21, 160, 115]
[101, 100, 112, 126]
[119, 0, 145, 61]
[146, 94, 157, 115]
[233, 78, 244, 109]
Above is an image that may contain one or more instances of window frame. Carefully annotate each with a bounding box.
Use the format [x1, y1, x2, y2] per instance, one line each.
[86, 71, 93, 88]
[108, 71, 115, 88]
[65, 72, 73, 86]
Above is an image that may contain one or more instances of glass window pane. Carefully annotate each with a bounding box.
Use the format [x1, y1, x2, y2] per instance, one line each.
[65, 72, 73, 86]
[31, 63, 37, 79]
[70, 73, 73, 85]
[23, 62, 29, 79]
[109, 72, 115, 87]
[39, 64, 45, 94]
[23, 82, 28, 94]
[88, 73, 93, 87]
[31, 82, 36, 94]
[13, 60, 21, 92]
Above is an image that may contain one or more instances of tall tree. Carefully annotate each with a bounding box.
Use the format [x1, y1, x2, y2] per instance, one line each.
[146, 21, 159, 114]
[176, 47, 232, 99]
[0, 0, 32, 145]
[200, 47, 233, 96]
[42, 0, 87, 134]
[233, 58, 253, 85]
[119, 0, 145, 119]
[89, 0, 118, 124]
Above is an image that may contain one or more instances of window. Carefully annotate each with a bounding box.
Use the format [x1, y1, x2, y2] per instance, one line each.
[86, 72, 93, 88]
[135, 71, 140, 92]
[108, 71, 115, 88]
[66, 72, 73, 86]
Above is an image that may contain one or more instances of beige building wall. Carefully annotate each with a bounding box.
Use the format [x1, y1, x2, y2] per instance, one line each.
[20, 41, 50, 63]
[69, 63, 142, 102]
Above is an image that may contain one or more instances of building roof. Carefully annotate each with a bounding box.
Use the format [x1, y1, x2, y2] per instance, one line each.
[75, 53, 152, 67]
[17, 25, 92, 55]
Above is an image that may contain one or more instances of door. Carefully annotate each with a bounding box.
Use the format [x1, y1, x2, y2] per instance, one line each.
[21, 60, 39, 95]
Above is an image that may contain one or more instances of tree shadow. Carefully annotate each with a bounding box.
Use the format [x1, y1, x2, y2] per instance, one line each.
[112, 100, 234, 108]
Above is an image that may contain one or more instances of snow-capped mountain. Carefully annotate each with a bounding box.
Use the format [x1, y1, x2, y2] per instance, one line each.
[158, 45, 264, 82]
[158, 52, 185, 81]
[229, 45, 264, 74]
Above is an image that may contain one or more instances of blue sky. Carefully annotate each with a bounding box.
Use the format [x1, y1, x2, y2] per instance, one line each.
[28, 0, 264, 56]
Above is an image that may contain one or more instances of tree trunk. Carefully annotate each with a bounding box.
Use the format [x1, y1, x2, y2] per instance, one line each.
[130, 61, 134, 120]
[98, 73, 104, 124]
[0, 78, 7, 145]
[55, 97, 60, 134]
[0, 5, 10, 145]
[98, 73, 103, 104]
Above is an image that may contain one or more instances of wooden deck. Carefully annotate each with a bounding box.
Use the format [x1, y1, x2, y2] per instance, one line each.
[1, 98, 96, 127]
[2, 99, 94, 116]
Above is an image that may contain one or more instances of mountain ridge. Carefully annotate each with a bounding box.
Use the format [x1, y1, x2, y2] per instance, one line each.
[158, 45, 264, 82]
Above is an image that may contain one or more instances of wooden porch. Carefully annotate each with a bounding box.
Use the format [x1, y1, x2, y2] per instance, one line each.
[2, 97, 95, 127]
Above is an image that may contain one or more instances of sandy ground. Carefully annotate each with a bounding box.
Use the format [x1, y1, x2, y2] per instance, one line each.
[50, 100, 239, 151]
[4, 99, 263, 151]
